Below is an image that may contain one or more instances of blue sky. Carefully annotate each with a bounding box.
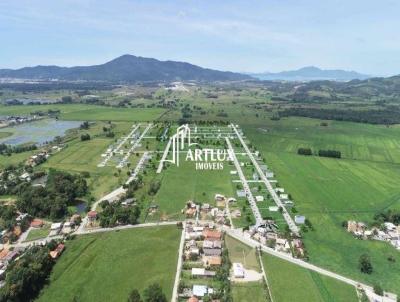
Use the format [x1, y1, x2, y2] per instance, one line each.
[0, 0, 399, 75]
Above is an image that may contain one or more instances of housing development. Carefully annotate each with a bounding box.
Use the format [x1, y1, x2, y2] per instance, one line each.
[1, 2, 400, 301]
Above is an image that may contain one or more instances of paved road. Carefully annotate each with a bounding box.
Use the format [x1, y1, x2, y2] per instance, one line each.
[171, 223, 185, 302]
[157, 137, 172, 173]
[117, 123, 152, 168]
[226, 137, 263, 226]
[225, 227, 376, 293]
[99, 124, 140, 167]
[231, 124, 300, 236]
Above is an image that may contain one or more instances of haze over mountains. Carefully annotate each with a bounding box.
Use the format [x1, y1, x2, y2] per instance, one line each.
[0, 54, 251, 83]
[249, 66, 371, 81]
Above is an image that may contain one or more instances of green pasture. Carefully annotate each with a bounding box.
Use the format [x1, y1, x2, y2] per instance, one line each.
[262, 253, 358, 302]
[36, 226, 181, 302]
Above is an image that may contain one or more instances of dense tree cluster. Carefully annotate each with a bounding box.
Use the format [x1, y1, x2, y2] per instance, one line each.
[0, 143, 37, 156]
[297, 148, 312, 156]
[0, 244, 55, 301]
[318, 150, 341, 159]
[359, 254, 373, 274]
[280, 107, 400, 125]
[374, 210, 400, 225]
[127, 284, 167, 302]
[98, 200, 140, 228]
[79, 121, 90, 130]
[80, 133, 91, 141]
[16, 170, 88, 219]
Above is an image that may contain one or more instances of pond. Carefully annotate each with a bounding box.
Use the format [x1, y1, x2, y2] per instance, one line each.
[0, 119, 81, 145]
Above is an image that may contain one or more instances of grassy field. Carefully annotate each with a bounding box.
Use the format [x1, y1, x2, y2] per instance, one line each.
[262, 254, 358, 302]
[25, 225, 50, 241]
[244, 117, 400, 293]
[42, 121, 136, 199]
[231, 283, 267, 302]
[0, 132, 11, 139]
[0, 104, 166, 121]
[152, 155, 236, 220]
[37, 226, 181, 302]
[225, 235, 260, 272]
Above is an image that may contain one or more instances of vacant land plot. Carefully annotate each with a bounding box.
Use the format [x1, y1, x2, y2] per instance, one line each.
[225, 235, 260, 272]
[262, 254, 358, 302]
[153, 156, 236, 220]
[245, 117, 400, 294]
[25, 225, 50, 242]
[37, 226, 180, 302]
[231, 282, 267, 302]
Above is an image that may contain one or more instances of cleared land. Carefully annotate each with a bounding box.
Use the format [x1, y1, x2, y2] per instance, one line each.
[152, 155, 236, 220]
[244, 117, 400, 294]
[37, 226, 181, 302]
[262, 253, 358, 302]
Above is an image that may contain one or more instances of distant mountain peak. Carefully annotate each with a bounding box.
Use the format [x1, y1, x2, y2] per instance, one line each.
[0, 54, 251, 83]
[250, 66, 371, 81]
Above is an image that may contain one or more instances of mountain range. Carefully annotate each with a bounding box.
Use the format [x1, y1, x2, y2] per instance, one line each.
[249, 66, 371, 81]
[0, 55, 251, 83]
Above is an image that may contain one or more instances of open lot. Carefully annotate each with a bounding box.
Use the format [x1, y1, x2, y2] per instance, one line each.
[262, 253, 358, 302]
[36, 226, 181, 302]
[152, 153, 236, 221]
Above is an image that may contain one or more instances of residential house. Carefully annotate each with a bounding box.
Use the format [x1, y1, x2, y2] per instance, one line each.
[233, 263, 245, 278]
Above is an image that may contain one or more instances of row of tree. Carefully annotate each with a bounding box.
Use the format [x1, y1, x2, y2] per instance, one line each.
[297, 148, 341, 159]
[0, 143, 37, 156]
[280, 107, 400, 125]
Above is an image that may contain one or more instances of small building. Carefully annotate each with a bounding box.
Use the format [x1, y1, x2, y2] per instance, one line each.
[87, 211, 98, 221]
[187, 296, 199, 302]
[255, 196, 264, 202]
[269, 206, 279, 212]
[192, 285, 208, 297]
[30, 219, 44, 228]
[215, 194, 225, 201]
[295, 215, 306, 225]
[233, 262, 245, 278]
[19, 172, 31, 182]
[253, 173, 259, 181]
[227, 197, 236, 203]
[202, 256, 222, 267]
[202, 229, 222, 240]
[236, 190, 246, 198]
[191, 268, 216, 277]
[50, 243, 65, 259]
[203, 248, 222, 256]
[230, 170, 237, 175]
[50, 222, 63, 231]
[275, 188, 284, 193]
[280, 193, 289, 200]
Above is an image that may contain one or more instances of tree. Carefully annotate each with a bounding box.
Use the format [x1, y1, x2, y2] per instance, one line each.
[373, 284, 383, 296]
[359, 254, 373, 274]
[128, 289, 142, 302]
[143, 283, 167, 302]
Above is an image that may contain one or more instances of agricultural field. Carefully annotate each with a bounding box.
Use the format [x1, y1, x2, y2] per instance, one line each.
[0, 104, 166, 121]
[244, 116, 400, 294]
[36, 226, 181, 302]
[262, 253, 358, 302]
